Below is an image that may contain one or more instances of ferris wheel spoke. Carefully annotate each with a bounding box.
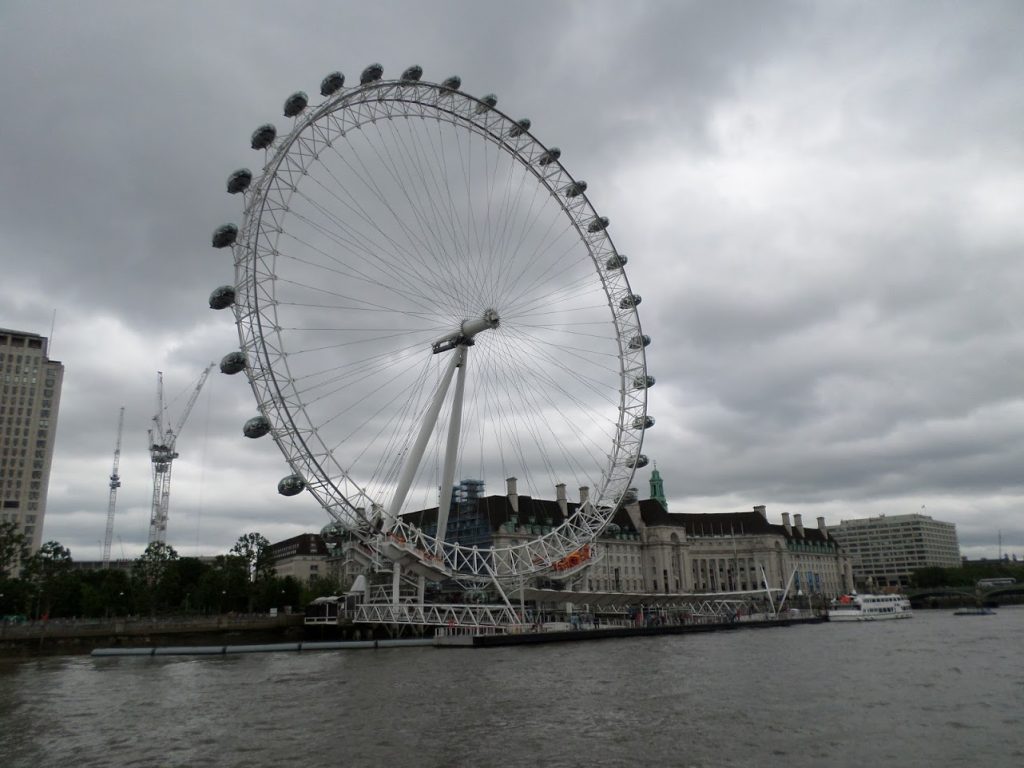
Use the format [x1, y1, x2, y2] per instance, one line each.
[365, 120, 474, 313]
[375, 117, 477, 310]
[323, 140, 466, 314]
[485, 332, 613, 476]
[274, 215, 444, 318]
[299, 153, 455, 300]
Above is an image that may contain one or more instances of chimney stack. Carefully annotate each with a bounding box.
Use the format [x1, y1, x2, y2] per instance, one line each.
[817, 516, 827, 537]
[781, 512, 792, 535]
[506, 477, 519, 514]
[794, 513, 804, 537]
[753, 505, 767, 518]
[579, 486, 590, 506]
[556, 483, 568, 517]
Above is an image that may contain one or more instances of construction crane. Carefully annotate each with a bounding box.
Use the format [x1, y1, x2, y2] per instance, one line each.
[148, 363, 215, 545]
[101, 407, 125, 567]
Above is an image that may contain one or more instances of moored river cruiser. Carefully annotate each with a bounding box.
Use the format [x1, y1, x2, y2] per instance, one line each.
[827, 593, 913, 621]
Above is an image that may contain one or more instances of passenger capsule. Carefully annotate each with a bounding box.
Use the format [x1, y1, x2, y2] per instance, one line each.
[401, 65, 423, 82]
[211, 224, 238, 249]
[537, 147, 561, 166]
[606, 253, 627, 270]
[627, 454, 649, 469]
[251, 123, 277, 150]
[219, 351, 247, 375]
[632, 415, 655, 430]
[226, 169, 252, 195]
[321, 71, 345, 96]
[208, 285, 236, 310]
[440, 75, 461, 91]
[278, 474, 305, 496]
[628, 334, 651, 350]
[587, 216, 610, 233]
[474, 94, 497, 114]
[360, 63, 384, 84]
[563, 180, 588, 197]
[619, 293, 641, 309]
[283, 91, 308, 117]
[633, 375, 655, 390]
[509, 118, 531, 137]
[243, 415, 271, 439]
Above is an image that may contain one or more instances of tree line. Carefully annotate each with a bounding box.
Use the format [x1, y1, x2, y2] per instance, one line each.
[909, 560, 1024, 589]
[0, 522, 341, 620]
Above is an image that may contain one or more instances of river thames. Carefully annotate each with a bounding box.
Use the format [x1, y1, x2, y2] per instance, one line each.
[2, 607, 1022, 767]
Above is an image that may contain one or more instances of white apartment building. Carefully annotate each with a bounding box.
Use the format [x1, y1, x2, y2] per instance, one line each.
[0, 329, 64, 557]
[830, 513, 961, 588]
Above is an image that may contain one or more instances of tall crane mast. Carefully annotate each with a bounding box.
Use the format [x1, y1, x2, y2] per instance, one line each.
[147, 363, 215, 545]
[101, 406, 125, 567]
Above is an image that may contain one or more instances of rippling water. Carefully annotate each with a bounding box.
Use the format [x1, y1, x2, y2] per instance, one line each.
[2, 608, 1023, 767]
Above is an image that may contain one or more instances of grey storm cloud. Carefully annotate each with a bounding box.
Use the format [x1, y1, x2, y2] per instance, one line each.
[1, 0, 1022, 561]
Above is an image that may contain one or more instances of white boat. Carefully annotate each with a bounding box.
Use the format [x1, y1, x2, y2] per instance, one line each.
[827, 593, 913, 622]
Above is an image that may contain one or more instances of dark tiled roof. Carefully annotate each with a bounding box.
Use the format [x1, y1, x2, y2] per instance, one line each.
[269, 533, 329, 557]
[401, 495, 834, 545]
[637, 499, 834, 544]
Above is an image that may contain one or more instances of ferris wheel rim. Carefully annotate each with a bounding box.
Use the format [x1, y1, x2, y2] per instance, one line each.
[228, 74, 649, 580]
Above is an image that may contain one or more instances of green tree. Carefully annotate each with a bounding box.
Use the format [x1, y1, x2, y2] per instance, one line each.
[0, 520, 29, 577]
[133, 542, 179, 616]
[230, 533, 275, 583]
[231, 532, 276, 612]
[23, 540, 73, 617]
[196, 554, 249, 614]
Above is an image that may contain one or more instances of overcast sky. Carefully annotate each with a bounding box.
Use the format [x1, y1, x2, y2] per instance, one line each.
[2, 1, 1022, 562]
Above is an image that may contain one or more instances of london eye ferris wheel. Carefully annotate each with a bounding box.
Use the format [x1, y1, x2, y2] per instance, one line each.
[209, 64, 652, 585]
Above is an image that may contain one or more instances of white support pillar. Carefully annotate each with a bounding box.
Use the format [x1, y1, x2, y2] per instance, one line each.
[383, 348, 463, 531]
[392, 563, 402, 607]
[435, 346, 468, 551]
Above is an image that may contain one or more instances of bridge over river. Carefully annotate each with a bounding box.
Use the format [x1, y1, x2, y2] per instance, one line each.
[906, 583, 1024, 605]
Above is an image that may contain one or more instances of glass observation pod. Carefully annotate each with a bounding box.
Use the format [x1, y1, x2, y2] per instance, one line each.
[283, 91, 308, 117]
[509, 118, 531, 137]
[563, 180, 588, 197]
[278, 474, 305, 496]
[400, 65, 423, 81]
[250, 124, 277, 150]
[219, 352, 246, 375]
[243, 415, 271, 439]
[619, 294, 641, 309]
[474, 94, 498, 114]
[538, 147, 561, 166]
[360, 63, 384, 84]
[226, 169, 252, 194]
[209, 285, 235, 310]
[320, 71, 345, 96]
[440, 75, 461, 91]
[606, 254, 628, 270]
[211, 224, 238, 249]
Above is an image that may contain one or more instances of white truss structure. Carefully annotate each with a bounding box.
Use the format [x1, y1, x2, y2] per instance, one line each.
[226, 69, 650, 583]
[355, 602, 523, 630]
